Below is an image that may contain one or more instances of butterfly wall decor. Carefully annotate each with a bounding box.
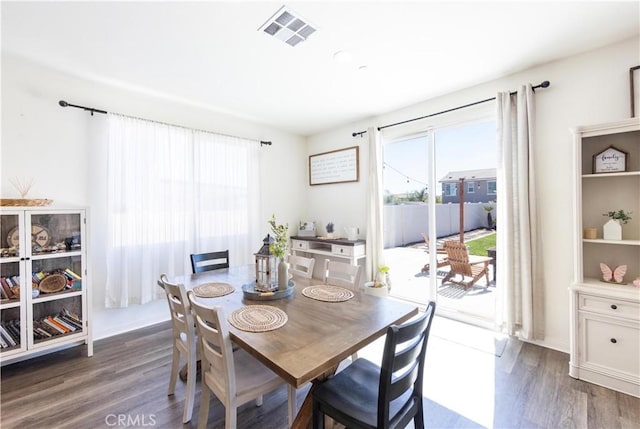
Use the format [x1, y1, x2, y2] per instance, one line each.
[600, 263, 627, 284]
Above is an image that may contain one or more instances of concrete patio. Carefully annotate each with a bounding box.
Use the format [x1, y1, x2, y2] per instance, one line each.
[384, 231, 497, 323]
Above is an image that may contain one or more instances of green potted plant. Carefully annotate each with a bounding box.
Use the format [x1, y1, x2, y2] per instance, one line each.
[365, 265, 390, 297]
[602, 209, 632, 240]
[484, 203, 495, 229]
[603, 209, 632, 224]
[268, 214, 289, 290]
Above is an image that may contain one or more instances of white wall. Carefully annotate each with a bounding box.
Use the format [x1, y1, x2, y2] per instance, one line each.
[306, 37, 640, 352]
[1, 53, 308, 339]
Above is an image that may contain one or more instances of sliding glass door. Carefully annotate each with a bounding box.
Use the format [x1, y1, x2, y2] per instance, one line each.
[383, 118, 498, 327]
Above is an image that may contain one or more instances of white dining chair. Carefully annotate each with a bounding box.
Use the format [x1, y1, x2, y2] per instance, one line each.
[187, 291, 290, 429]
[323, 259, 363, 364]
[323, 259, 362, 291]
[288, 254, 316, 279]
[158, 274, 198, 424]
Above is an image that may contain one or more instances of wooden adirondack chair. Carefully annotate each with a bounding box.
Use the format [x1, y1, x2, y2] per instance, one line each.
[441, 240, 491, 290]
[421, 233, 449, 273]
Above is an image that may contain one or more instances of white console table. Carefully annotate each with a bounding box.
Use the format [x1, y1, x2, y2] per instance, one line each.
[290, 236, 366, 266]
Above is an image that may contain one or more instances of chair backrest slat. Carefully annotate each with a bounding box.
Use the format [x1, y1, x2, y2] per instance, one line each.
[288, 255, 316, 279]
[187, 291, 236, 400]
[444, 241, 473, 276]
[159, 274, 196, 347]
[190, 250, 230, 273]
[388, 360, 420, 400]
[378, 301, 436, 427]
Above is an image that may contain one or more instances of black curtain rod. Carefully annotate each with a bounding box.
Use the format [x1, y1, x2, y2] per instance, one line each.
[351, 80, 550, 137]
[58, 100, 272, 146]
[58, 100, 107, 116]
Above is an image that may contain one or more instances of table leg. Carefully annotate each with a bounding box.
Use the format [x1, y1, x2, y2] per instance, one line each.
[291, 368, 337, 429]
[291, 385, 314, 429]
[288, 385, 297, 428]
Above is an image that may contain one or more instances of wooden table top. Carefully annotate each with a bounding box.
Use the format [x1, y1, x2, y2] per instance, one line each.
[170, 265, 419, 388]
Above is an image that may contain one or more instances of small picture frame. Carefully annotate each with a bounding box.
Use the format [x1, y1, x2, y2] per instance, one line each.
[592, 145, 628, 174]
[297, 221, 316, 237]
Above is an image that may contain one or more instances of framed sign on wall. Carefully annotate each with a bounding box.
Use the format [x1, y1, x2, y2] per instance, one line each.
[309, 146, 359, 185]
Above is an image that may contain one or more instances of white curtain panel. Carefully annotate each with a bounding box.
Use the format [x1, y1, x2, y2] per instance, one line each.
[366, 127, 385, 284]
[106, 114, 259, 307]
[496, 85, 545, 340]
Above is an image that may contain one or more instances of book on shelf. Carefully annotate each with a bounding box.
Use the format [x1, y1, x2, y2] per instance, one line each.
[0, 280, 9, 299]
[36, 320, 59, 337]
[5, 320, 20, 343]
[3, 280, 16, 299]
[34, 327, 52, 339]
[64, 268, 82, 280]
[46, 317, 70, 334]
[60, 315, 82, 330]
[42, 318, 66, 335]
[62, 308, 83, 324]
[0, 325, 16, 347]
[0, 332, 8, 348]
[32, 271, 46, 282]
[52, 316, 76, 332]
[33, 321, 53, 339]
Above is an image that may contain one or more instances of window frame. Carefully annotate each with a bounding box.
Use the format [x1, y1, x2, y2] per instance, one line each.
[487, 180, 497, 194]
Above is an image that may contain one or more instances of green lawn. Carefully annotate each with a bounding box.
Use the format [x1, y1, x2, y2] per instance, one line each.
[466, 233, 496, 256]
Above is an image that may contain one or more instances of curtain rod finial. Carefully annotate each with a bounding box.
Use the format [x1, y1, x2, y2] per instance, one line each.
[260, 140, 272, 146]
[540, 81, 550, 88]
[58, 100, 68, 107]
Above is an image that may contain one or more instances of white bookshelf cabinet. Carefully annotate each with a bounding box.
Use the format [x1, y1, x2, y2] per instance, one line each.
[569, 118, 640, 397]
[0, 206, 92, 364]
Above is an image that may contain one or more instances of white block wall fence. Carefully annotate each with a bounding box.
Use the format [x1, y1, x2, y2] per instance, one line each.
[383, 202, 494, 248]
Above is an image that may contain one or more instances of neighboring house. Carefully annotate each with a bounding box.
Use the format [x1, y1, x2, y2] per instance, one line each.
[439, 168, 496, 204]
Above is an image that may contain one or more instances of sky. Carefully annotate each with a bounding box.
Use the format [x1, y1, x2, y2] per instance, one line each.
[383, 119, 497, 196]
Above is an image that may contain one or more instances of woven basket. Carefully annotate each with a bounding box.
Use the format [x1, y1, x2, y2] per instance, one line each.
[0, 198, 53, 207]
[39, 274, 67, 294]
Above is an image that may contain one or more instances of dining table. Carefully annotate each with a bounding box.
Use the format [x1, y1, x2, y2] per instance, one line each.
[167, 264, 419, 429]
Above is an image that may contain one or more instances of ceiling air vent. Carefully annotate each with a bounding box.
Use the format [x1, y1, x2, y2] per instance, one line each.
[258, 5, 317, 47]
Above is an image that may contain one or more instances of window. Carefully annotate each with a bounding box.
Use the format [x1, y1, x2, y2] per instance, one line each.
[105, 114, 260, 307]
[444, 183, 457, 196]
[487, 180, 497, 194]
[466, 181, 475, 193]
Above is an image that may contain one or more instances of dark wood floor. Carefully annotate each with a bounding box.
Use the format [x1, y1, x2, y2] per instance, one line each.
[1, 319, 638, 429]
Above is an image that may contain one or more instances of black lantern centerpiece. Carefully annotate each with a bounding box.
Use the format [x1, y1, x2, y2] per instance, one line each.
[255, 234, 278, 292]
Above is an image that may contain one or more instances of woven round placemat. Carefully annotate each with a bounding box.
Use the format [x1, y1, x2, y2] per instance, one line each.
[302, 285, 354, 302]
[228, 305, 288, 332]
[193, 282, 235, 298]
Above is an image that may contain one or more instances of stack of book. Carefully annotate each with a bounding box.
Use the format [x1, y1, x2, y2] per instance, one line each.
[33, 308, 83, 340]
[0, 319, 20, 349]
[31, 269, 83, 293]
[63, 269, 82, 290]
[0, 276, 20, 300]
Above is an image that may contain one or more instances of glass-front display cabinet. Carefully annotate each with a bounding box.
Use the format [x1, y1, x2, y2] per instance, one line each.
[0, 207, 91, 363]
